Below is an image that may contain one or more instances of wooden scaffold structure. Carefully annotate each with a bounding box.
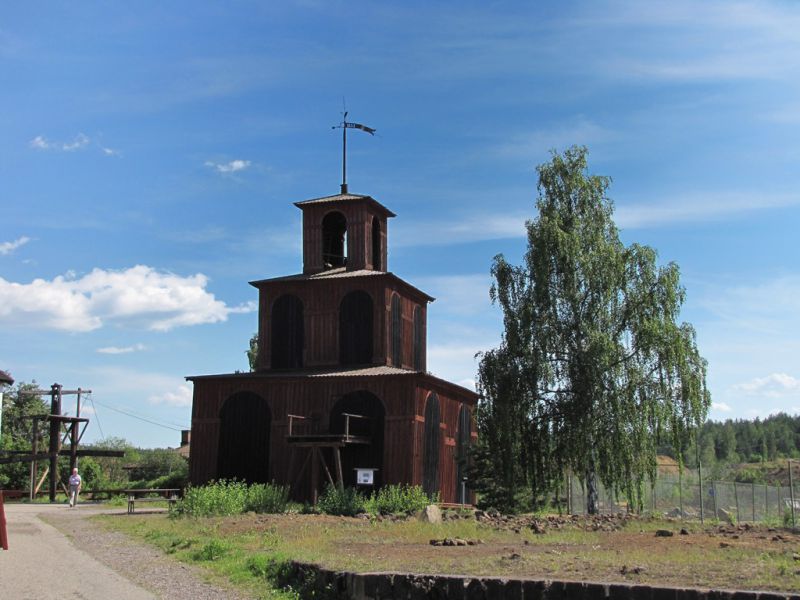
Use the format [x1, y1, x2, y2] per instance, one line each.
[0, 383, 124, 501]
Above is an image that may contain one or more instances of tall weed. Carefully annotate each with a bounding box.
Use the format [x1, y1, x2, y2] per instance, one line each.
[174, 480, 289, 517]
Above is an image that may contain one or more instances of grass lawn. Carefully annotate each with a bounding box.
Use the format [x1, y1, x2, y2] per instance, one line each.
[98, 511, 800, 598]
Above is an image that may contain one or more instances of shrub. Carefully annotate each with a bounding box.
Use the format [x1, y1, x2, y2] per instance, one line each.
[174, 480, 291, 517]
[245, 483, 291, 513]
[364, 484, 434, 515]
[174, 480, 248, 517]
[317, 485, 365, 516]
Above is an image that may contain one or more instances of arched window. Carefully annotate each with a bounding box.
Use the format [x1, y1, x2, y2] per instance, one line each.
[217, 392, 271, 483]
[413, 306, 424, 371]
[422, 392, 441, 497]
[371, 216, 382, 271]
[271, 294, 304, 369]
[455, 405, 471, 503]
[391, 294, 402, 368]
[322, 211, 347, 268]
[330, 391, 385, 488]
[339, 290, 373, 365]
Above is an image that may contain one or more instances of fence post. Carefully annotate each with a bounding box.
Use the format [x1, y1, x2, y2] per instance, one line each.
[679, 469, 683, 519]
[567, 472, 572, 515]
[734, 482, 740, 524]
[652, 481, 656, 514]
[790, 460, 796, 528]
[712, 481, 717, 519]
[698, 462, 704, 524]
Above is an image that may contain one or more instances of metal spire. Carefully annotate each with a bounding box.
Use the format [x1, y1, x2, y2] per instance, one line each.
[332, 110, 376, 194]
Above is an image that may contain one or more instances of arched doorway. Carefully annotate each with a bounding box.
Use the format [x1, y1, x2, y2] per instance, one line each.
[455, 405, 471, 503]
[217, 392, 271, 483]
[329, 391, 385, 488]
[322, 211, 347, 268]
[339, 290, 373, 365]
[271, 294, 304, 369]
[422, 392, 441, 497]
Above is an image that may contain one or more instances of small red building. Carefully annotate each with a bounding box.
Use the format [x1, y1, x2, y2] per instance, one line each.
[187, 190, 478, 503]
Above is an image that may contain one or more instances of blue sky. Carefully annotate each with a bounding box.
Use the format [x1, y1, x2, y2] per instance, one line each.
[2, 1, 799, 447]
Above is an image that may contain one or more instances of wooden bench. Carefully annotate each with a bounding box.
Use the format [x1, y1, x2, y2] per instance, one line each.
[125, 489, 181, 514]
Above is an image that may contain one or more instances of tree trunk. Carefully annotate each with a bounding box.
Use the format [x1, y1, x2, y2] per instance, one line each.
[586, 468, 599, 514]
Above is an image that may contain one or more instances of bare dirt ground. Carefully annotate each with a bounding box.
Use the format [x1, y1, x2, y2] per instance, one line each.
[209, 511, 800, 593]
[0, 502, 252, 600]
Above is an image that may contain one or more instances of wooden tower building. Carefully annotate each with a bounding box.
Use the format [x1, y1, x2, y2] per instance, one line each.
[187, 190, 478, 503]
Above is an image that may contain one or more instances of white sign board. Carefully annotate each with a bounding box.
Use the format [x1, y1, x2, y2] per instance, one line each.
[356, 469, 375, 485]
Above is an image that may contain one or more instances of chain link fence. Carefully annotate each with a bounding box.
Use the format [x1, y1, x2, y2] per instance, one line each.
[565, 469, 799, 526]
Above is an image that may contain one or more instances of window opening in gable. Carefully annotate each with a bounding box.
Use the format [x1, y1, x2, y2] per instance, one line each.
[371, 216, 382, 271]
[339, 290, 373, 365]
[322, 211, 347, 269]
[271, 294, 304, 369]
[391, 294, 402, 368]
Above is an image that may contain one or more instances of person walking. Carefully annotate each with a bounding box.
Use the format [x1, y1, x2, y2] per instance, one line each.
[68, 467, 82, 507]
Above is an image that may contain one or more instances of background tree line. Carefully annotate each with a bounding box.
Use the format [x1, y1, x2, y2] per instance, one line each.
[1, 381, 187, 491]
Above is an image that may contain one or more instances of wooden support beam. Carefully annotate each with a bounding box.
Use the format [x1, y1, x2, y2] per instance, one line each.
[318, 449, 335, 488]
[333, 447, 344, 490]
[0, 449, 124, 465]
[34, 466, 49, 496]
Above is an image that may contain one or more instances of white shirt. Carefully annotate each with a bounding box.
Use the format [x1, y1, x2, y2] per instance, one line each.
[69, 474, 82, 487]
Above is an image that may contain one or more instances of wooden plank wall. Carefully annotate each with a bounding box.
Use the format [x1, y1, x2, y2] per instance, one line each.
[189, 373, 477, 503]
[300, 203, 387, 274]
[257, 277, 427, 372]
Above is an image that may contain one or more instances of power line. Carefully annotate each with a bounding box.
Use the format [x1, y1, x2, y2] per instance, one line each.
[87, 393, 105, 440]
[90, 399, 188, 432]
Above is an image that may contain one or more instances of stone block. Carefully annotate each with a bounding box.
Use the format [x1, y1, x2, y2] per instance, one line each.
[522, 579, 550, 600]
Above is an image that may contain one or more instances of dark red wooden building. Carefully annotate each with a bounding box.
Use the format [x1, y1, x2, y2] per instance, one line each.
[187, 190, 478, 503]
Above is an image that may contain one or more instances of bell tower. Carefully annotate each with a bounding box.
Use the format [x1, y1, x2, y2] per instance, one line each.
[295, 193, 395, 274]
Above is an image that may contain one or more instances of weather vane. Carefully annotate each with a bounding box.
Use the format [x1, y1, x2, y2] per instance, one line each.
[332, 107, 375, 194]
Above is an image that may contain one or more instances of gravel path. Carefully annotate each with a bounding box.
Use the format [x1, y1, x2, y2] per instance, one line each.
[2, 503, 254, 600]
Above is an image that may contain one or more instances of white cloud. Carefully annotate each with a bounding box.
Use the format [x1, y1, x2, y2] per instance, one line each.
[711, 402, 732, 412]
[62, 133, 89, 151]
[102, 146, 121, 157]
[615, 192, 800, 229]
[0, 265, 255, 332]
[0, 236, 30, 255]
[490, 118, 616, 163]
[415, 274, 494, 316]
[96, 344, 147, 355]
[30, 133, 90, 152]
[732, 373, 800, 399]
[29, 135, 51, 149]
[148, 383, 193, 408]
[395, 212, 527, 247]
[205, 159, 251, 174]
[703, 275, 800, 335]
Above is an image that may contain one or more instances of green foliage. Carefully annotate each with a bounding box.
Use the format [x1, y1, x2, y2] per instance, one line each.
[0, 381, 49, 488]
[174, 480, 290, 517]
[363, 484, 436, 515]
[475, 147, 710, 514]
[245, 481, 291, 513]
[192, 538, 230, 561]
[247, 332, 259, 372]
[315, 484, 436, 517]
[316, 485, 365, 516]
